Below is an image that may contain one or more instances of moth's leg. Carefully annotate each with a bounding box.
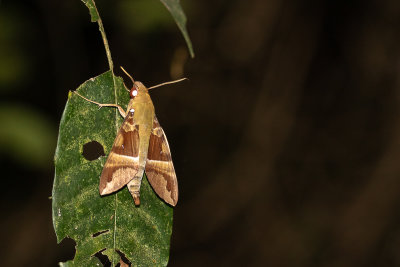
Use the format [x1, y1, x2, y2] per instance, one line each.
[74, 91, 127, 118]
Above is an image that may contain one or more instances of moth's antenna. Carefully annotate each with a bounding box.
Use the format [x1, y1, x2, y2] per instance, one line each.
[148, 78, 188, 90]
[120, 66, 135, 86]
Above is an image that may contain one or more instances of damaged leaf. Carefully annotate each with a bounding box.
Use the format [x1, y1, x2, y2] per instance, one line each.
[52, 71, 173, 266]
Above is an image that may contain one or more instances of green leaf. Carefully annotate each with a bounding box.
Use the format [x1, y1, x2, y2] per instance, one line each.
[52, 71, 173, 266]
[159, 0, 195, 58]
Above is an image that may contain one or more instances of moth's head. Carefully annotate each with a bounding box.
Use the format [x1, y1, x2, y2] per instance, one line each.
[129, 81, 148, 98]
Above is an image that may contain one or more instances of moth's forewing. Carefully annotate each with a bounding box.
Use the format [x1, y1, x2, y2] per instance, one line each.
[145, 117, 178, 206]
[99, 111, 140, 195]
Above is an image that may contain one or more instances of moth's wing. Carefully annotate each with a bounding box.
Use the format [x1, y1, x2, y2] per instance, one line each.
[145, 117, 178, 206]
[99, 111, 140, 195]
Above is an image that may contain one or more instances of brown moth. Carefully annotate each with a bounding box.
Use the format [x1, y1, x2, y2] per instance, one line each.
[75, 69, 184, 206]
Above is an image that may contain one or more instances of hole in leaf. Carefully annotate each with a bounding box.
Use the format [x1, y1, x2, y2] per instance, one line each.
[82, 141, 105, 161]
[116, 250, 131, 267]
[94, 249, 111, 267]
[92, 229, 109, 237]
[58, 237, 76, 262]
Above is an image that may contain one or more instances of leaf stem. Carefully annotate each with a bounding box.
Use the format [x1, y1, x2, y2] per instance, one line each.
[98, 19, 114, 73]
[87, 0, 114, 74]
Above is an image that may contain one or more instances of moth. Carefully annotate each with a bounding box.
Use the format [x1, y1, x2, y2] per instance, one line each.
[75, 68, 184, 206]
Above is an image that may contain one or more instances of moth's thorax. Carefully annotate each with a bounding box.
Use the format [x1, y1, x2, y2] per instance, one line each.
[126, 81, 155, 127]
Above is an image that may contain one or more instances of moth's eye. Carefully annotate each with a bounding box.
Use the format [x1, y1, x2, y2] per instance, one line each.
[130, 89, 138, 98]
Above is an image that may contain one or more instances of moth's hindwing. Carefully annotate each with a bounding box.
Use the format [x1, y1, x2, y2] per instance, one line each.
[99, 111, 140, 195]
[145, 117, 178, 206]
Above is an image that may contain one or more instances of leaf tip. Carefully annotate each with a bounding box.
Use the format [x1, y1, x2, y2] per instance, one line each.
[80, 0, 100, 22]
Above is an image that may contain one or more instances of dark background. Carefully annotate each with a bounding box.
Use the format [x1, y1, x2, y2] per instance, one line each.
[2, 0, 400, 266]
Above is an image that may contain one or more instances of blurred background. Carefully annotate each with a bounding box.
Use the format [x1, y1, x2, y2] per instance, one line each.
[2, 0, 400, 266]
